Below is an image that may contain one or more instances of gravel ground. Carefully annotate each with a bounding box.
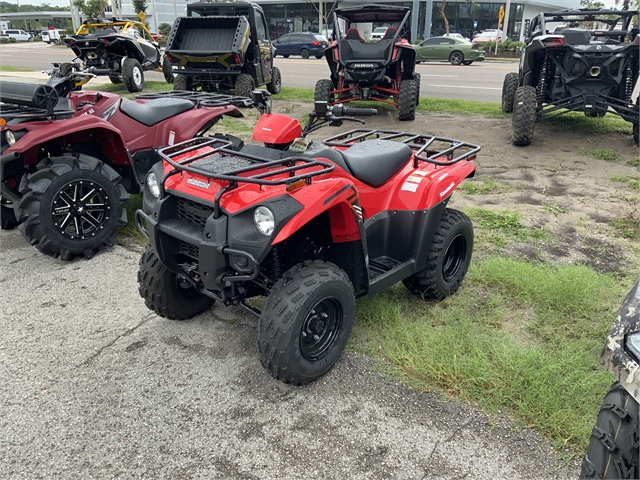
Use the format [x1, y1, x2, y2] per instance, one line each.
[1, 228, 580, 479]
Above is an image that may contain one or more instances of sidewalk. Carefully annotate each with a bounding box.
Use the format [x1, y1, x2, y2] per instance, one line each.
[0, 69, 111, 85]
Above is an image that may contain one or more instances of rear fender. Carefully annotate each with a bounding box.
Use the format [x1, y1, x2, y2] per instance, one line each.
[158, 106, 243, 145]
[5, 116, 129, 166]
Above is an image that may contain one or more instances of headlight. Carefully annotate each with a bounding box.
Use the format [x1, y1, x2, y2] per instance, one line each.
[253, 206, 274, 236]
[626, 332, 640, 361]
[5, 130, 16, 146]
[146, 172, 161, 198]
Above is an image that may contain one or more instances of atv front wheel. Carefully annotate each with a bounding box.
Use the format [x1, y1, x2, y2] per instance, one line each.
[580, 382, 639, 479]
[449, 51, 464, 65]
[511, 85, 537, 146]
[109, 75, 122, 85]
[501, 72, 519, 113]
[267, 66, 281, 94]
[15, 154, 128, 261]
[314, 79, 334, 104]
[398, 79, 418, 121]
[173, 74, 192, 91]
[138, 244, 215, 320]
[122, 57, 144, 93]
[403, 208, 473, 300]
[257, 260, 356, 385]
[234, 73, 255, 98]
[162, 54, 174, 83]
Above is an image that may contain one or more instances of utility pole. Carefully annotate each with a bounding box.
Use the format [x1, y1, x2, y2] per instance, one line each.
[503, 0, 512, 42]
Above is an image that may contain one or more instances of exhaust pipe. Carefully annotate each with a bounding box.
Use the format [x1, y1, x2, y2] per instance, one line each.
[589, 66, 601, 77]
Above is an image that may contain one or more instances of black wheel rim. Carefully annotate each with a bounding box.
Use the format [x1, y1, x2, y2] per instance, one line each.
[51, 179, 110, 239]
[442, 234, 467, 282]
[175, 275, 201, 300]
[300, 297, 343, 361]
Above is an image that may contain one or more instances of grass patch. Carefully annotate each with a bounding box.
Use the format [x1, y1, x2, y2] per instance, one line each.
[465, 207, 550, 246]
[0, 66, 33, 72]
[459, 177, 514, 195]
[544, 114, 632, 137]
[541, 203, 567, 216]
[586, 149, 620, 162]
[611, 175, 640, 192]
[91, 81, 172, 97]
[627, 156, 640, 167]
[349, 257, 628, 453]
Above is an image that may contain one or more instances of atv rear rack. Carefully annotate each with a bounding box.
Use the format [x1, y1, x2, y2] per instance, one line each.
[136, 91, 254, 108]
[323, 129, 480, 167]
[158, 137, 335, 187]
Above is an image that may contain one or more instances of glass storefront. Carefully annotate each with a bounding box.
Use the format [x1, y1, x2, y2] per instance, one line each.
[259, 1, 523, 41]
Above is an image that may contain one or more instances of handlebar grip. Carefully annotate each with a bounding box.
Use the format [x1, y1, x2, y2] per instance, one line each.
[342, 107, 377, 116]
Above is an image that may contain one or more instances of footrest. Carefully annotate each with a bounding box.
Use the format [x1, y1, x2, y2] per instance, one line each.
[368, 256, 402, 281]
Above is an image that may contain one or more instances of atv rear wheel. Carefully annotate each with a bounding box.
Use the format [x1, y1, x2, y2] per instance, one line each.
[501, 72, 519, 113]
[403, 208, 473, 300]
[162, 54, 173, 83]
[109, 75, 122, 84]
[173, 74, 192, 91]
[580, 382, 639, 479]
[300, 48, 309, 59]
[511, 85, 537, 146]
[234, 73, 255, 98]
[138, 244, 215, 320]
[449, 51, 464, 65]
[398, 79, 418, 121]
[267, 66, 281, 94]
[257, 260, 356, 385]
[314, 79, 334, 104]
[15, 154, 128, 261]
[1, 197, 19, 230]
[122, 57, 144, 93]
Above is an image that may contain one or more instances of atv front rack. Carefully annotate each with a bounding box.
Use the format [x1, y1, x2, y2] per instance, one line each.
[136, 91, 254, 109]
[0, 103, 74, 121]
[323, 129, 480, 167]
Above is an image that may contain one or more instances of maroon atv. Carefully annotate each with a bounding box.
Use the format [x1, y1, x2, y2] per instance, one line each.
[0, 70, 249, 260]
[314, 4, 419, 121]
[136, 90, 479, 385]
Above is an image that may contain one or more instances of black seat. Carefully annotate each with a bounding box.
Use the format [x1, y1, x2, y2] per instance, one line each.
[341, 139, 412, 188]
[382, 27, 397, 40]
[120, 97, 194, 127]
[562, 28, 591, 45]
[345, 28, 365, 42]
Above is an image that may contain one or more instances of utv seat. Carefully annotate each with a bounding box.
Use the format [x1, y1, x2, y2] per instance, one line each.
[561, 29, 591, 45]
[382, 27, 398, 40]
[120, 97, 195, 127]
[345, 28, 365, 42]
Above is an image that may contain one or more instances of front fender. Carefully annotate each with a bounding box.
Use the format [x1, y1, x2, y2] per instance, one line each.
[4, 116, 129, 165]
[601, 275, 640, 403]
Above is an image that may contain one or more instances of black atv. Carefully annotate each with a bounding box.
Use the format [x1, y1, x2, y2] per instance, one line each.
[64, 18, 167, 93]
[314, 4, 419, 121]
[501, 8, 639, 146]
[580, 274, 640, 479]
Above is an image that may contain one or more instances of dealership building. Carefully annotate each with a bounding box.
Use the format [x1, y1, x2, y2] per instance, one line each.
[112, 0, 580, 42]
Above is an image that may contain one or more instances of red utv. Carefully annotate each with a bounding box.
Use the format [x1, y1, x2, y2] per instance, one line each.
[314, 4, 419, 121]
[0, 69, 248, 260]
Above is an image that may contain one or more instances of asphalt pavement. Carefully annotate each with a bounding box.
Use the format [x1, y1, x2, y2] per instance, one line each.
[1, 228, 581, 478]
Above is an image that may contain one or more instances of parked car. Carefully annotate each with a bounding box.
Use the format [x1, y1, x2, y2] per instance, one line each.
[473, 29, 503, 43]
[369, 27, 388, 41]
[415, 36, 484, 65]
[444, 32, 470, 42]
[2, 29, 32, 42]
[273, 32, 328, 59]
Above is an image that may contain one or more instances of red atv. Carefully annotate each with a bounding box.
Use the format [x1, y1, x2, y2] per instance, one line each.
[314, 4, 419, 121]
[0, 69, 248, 260]
[136, 90, 479, 385]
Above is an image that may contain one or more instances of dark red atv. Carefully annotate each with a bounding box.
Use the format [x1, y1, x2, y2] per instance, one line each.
[314, 4, 419, 121]
[0, 69, 249, 260]
[136, 90, 479, 385]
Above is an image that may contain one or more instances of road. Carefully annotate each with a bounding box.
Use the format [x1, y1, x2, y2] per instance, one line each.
[0, 42, 517, 102]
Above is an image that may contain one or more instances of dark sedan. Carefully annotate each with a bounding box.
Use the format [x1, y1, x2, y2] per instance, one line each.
[273, 32, 329, 59]
[415, 36, 485, 65]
